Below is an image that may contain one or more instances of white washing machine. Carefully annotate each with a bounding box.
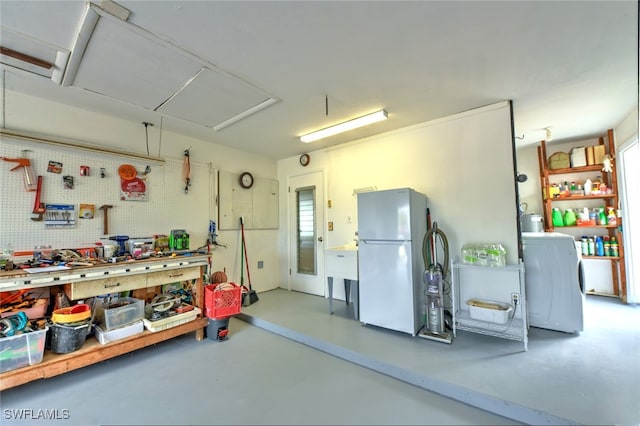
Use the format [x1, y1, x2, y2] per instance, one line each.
[522, 232, 585, 333]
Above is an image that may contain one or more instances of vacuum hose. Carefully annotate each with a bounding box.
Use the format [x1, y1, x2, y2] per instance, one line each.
[422, 222, 449, 279]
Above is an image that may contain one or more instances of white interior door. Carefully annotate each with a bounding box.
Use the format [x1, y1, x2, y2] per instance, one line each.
[289, 171, 325, 296]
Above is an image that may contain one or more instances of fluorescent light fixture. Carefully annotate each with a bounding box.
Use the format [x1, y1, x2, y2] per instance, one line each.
[352, 186, 377, 195]
[214, 97, 279, 132]
[300, 109, 388, 143]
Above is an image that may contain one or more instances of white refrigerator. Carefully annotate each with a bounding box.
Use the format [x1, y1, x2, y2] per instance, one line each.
[357, 188, 427, 335]
[522, 232, 585, 333]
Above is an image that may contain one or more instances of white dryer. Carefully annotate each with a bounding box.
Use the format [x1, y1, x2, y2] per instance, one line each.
[522, 232, 585, 333]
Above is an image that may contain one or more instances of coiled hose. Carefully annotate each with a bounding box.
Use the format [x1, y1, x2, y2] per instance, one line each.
[422, 222, 449, 279]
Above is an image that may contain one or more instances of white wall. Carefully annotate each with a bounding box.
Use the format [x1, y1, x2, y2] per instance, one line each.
[616, 105, 639, 147]
[277, 102, 519, 290]
[0, 91, 280, 292]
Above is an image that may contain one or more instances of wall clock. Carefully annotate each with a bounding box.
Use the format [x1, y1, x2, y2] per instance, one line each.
[239, 171, 254, 189]
[299, 154, 310, 167]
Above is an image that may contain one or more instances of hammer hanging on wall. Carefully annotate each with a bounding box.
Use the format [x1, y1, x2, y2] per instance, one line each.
[99, 205, 113, 235]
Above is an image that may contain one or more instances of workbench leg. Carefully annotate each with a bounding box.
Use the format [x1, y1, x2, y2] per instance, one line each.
[195, 266, 205, 340]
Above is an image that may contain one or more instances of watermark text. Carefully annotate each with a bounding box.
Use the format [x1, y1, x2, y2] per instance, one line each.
[3, 408, 70, 421]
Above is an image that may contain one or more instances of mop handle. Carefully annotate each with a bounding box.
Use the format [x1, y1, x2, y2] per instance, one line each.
[241, 221, 252, 286]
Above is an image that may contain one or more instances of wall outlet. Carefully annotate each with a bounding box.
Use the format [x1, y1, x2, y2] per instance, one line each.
[511, 292, 520, 305]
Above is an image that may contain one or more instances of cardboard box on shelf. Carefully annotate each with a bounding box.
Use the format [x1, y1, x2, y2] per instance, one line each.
[570, 147, 587, 167]
[594, 145, 606, 164]
[586, 146, 595, 165]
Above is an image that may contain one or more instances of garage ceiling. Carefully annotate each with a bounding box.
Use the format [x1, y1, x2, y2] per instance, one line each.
[0, 1, 637, 159]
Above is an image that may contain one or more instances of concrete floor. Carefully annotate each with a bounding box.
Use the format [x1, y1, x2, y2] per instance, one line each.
[1, 290, 638, 425]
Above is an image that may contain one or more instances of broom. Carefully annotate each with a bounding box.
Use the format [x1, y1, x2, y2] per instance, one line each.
[240, 217, 258, 306]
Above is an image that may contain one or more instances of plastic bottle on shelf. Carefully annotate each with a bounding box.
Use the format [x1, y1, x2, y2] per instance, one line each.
[564, 208, 577, 226]
[589, 209, 598, 225]
[580, 207, 590, 223]
[587, 238, 595, 256]
[598, 208, 608, 226]
[595, 236, 604, 256]
[600, 182, 608, 194]
[581, 237, 589, 256]
[584, 179, 592, 196]
[607, 207, 617, 226]
[610, 237, 619, 257]
[552, 208, 564, 227]
[603, 236, 611, 257]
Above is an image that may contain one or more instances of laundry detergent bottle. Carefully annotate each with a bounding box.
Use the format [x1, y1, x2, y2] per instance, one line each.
[563, 208, 577, 226]
[552, 208, 564, 227]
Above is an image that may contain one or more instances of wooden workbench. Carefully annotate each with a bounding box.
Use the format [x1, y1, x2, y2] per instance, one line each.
[0, 254, 209, 390]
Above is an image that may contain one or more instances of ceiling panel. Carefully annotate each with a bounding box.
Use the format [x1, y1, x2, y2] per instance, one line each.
[157, 66, 275, 128]
[71, 17, 202, 110]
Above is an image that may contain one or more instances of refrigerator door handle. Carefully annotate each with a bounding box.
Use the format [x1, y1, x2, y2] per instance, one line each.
[361, 240, 410, 245]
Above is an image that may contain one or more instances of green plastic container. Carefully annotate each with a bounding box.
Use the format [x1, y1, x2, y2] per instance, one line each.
[552, 208, 564, 227]
[563, 208, 577, 226]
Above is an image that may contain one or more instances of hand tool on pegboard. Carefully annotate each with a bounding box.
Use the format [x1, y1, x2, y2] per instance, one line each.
[182, 148, 191, 194]
[31, 176, 46, 221]
[1, 150, 37, 192]
[99, 205, 114, 235]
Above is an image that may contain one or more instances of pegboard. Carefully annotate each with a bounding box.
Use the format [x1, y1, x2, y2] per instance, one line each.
[0, 138, 215, 253]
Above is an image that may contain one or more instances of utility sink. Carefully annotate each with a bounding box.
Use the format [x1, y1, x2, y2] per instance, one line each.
[326, 244, 358, 252]
[325, 245, 359, 319]
[325, 246, 358, 281]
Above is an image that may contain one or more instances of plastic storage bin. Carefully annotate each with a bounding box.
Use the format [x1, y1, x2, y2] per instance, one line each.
[1, 288, 50, 320]
[96, 297, 144, 331]
[94, 320, 144, 345]
[0, 327, 48, 373]
[467, 299, 513, 324]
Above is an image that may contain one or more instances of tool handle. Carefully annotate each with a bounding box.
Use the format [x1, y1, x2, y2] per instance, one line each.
[1, 157, 36, 191]
[1, 157, 30, 170]
[32, 176, 44, 213]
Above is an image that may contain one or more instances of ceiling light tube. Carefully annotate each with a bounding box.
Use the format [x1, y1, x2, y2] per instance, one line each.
[214, 97, 279, 132]
[300, 109, 388, 143]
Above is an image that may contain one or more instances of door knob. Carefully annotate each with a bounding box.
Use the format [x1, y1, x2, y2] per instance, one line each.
[318, 237, 323, 242]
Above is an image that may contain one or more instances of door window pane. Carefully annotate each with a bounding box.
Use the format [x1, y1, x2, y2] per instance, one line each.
[296, 186, 316, 275]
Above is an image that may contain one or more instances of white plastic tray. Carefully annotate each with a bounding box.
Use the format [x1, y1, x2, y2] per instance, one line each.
[94, 320, 144, 345]
[143, 307, 200, 332]
[467, 299, 513, 324]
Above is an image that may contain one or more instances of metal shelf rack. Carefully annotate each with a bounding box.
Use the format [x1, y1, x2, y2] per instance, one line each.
[451, 260, 528, 351]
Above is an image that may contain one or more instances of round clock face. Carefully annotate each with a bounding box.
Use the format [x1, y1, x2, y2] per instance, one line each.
[299, 154, 310, 167]
[239, 172, 254, 189]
